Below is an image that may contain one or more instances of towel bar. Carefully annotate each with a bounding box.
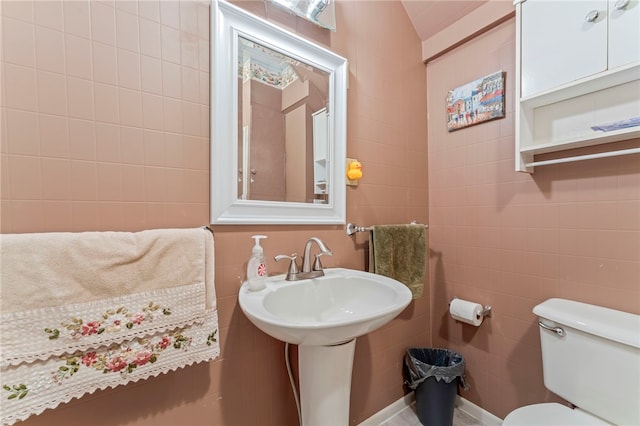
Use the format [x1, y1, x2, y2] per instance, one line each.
[525, 147, 640, 168]
[346, 221, 428, 236]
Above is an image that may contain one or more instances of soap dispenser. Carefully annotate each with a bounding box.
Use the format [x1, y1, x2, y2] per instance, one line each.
[246, 235, 268, 291]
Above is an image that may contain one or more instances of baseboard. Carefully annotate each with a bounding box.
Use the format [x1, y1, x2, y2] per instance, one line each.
[358, 393, 415, 425]
[357, 393, 503, 426]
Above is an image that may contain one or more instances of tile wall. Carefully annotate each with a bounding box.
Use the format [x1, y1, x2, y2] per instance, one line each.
[1, 1, 430, 425]
[426, 18, 640, 419]
[1, 0, 211, 233]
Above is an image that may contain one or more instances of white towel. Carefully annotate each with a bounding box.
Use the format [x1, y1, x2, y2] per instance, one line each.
[1, 228, 208, 313]
[0, 228, 219, 426]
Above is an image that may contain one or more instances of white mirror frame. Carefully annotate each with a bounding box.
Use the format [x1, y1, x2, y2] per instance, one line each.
[210, 0, 348, 225]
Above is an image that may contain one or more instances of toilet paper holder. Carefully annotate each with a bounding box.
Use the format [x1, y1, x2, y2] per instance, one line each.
[449, 298, 492, 319]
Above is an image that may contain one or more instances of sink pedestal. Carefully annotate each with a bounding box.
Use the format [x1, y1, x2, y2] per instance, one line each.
[299, 339, 356, 426]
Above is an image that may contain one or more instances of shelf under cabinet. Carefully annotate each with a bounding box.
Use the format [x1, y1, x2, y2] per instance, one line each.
[517, 64, 640, 172]
[520, 62, 640, 109]
[520, 127, 640, 155]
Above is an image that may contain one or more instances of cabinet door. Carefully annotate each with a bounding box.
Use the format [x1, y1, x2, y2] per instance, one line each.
[608, 0, 640, 69]
[521, 0, 608, 97]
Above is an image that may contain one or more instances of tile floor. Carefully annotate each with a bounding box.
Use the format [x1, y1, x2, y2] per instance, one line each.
[381, 404, 487, 426]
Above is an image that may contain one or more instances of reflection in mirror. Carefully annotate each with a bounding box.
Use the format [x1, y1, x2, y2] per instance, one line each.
[237, 37, 330, 204]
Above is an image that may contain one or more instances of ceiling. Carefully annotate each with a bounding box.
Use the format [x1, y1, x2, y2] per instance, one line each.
[400, 0, 488, 41]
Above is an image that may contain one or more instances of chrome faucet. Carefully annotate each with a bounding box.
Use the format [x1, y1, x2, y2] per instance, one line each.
[274, 237, 333, 281]
[301, 237, 332, 273]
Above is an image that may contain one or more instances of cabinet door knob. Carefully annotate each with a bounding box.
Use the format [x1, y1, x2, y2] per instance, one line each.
[585, 9, 599, 22]
[615, 0, 630, 9]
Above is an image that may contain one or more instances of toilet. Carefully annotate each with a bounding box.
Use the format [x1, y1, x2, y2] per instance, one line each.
[503, 298, 640, 426]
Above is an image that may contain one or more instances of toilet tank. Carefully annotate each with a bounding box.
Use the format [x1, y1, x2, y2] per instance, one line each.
[533, 298, 640, 426]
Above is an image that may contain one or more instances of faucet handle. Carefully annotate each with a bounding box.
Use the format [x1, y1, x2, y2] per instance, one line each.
[312, 251, 332, 271]
[275, 253, 299, 279]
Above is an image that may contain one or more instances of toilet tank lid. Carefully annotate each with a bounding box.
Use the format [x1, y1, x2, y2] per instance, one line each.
[533, 298, 640, 349]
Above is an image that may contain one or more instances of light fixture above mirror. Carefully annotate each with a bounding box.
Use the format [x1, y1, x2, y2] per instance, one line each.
[269, 0, 337, 31]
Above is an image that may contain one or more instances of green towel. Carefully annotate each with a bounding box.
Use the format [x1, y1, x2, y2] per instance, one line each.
[369, 224, 426, 299]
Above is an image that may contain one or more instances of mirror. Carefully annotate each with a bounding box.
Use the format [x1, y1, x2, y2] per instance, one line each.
[210, 0, 348, 225]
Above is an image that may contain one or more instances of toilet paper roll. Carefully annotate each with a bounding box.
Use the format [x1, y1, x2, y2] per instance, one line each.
[449, 298, 484, 326]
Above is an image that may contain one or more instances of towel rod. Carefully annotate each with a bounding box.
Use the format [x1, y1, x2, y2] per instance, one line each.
[525, 147, 640, 168]
[346, 221, 428, 236]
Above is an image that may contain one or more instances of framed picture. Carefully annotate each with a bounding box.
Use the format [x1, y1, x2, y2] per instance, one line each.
[446, 70, 505, 132]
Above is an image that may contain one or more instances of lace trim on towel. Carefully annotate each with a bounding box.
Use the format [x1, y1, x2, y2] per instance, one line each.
[0, 283, 206, 367]
[0, 309, 219, 426]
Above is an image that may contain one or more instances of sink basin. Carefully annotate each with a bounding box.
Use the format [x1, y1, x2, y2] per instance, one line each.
[238, 267, 413, 346]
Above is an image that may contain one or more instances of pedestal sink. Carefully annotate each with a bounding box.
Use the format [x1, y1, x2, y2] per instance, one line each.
[238, 268, 413, 426]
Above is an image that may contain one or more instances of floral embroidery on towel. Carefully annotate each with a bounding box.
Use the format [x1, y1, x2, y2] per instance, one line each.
[2, 385, 28, 401]
[206, 330, 217, 346]
[2, 326, 219, 401]
[44, 302, 172, 341]
[51, 331, 185, 383]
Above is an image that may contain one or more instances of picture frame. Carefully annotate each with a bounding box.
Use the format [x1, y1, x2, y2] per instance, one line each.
[446, 70, 505, 131]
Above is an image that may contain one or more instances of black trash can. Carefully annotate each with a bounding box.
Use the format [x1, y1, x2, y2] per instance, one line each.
[404, 348, 467, 426]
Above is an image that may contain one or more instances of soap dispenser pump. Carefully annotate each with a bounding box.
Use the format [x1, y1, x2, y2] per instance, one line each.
[246, 235, 268, 291]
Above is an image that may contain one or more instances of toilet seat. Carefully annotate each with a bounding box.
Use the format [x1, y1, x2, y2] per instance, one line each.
[502, 403, 612, 426]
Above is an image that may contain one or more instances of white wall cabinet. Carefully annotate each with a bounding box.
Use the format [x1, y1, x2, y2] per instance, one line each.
[515, 0, 640, 172]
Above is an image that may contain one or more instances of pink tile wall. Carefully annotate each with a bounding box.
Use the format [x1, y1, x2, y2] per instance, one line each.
[1, 1, 429, 425]
[1, 0, 210, 233]
[426, 18, 640, 419]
